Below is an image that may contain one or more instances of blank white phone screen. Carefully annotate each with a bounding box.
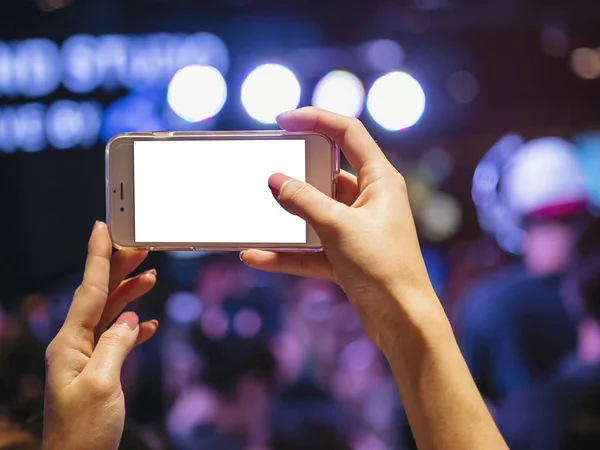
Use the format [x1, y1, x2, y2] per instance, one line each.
[133, 139, 306, 243]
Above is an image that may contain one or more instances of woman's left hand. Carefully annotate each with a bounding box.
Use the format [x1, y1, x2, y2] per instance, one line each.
[43, 221, 159, 450]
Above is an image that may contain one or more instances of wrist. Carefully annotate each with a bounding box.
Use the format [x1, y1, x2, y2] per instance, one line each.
[378, 288, 454, 361]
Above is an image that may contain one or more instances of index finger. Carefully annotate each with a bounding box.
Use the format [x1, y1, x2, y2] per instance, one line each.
[276, 107, 389, 173]
[63, 221, 112, 333]
[108, 250, 148, 294]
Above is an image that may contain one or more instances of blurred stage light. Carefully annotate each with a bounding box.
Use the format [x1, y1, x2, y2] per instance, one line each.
[405, 172, 433, 213]
[339, 339, 377, 373]
[37, 0, 73, 12]
[312, 71, 365, 118]
[367, 72, 426, 131]
[62, 34, 100, 94]
[241, 64, 301, 124]
[418, 147, 454, 182]
[167, 250, 213, 260]
[422, 248, 446, 296]
[233, 309, 262, 339]
[167, 65, 227, 122]
[0, 100, 101, 154]
[166, 292, 203, 324]
[201, 307, 229, 340]
[288, 48, 323, 79]
[360, 39, 404, 72]
[95, 35, 129, 90]
[47, 100, 102, 149]
[240, 265, 279, 288]
[177, 33, 230, 76]
[447, 71, 479, 104]
[576, 133, 600, 209]
[4, 39, 62, 97]
[102, 92, 164, 142]
[571, 48, 600, 80]
[419, 192, 462, 241]
[541, 26, 568, 58]
[0, 103, 46, 153]
[472, 134, 526, 255]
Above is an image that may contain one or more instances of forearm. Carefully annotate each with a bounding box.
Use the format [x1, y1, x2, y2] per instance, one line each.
[380, 291, 508, 450]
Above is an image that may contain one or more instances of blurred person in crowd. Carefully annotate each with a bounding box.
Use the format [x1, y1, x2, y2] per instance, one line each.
[274, 277, 344, 387]
[272, 380, 345, 439]
[443, 235, 508, 313]
[177, 336, 276, 450]
[0, 417, 38, 449]
[0, 318, 45, 416]
[498, 218, 600, 450]
[269, 280, 355, 446]
[164, 278, 282, 445]
[195, 253, 248, 305]
[457, 137, 587, 404]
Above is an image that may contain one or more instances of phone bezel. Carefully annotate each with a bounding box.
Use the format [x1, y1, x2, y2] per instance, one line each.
[106, 131, 339, 251]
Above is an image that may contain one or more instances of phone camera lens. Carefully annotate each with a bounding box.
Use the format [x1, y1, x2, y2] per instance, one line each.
[120, 207, 124, 212]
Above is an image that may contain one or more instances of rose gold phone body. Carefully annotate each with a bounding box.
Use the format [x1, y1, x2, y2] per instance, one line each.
[106, 131, 339, 252]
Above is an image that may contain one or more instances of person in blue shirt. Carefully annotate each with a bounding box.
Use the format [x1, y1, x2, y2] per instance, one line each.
[498, 218, 600, 450]
[457, 137, 588, 404]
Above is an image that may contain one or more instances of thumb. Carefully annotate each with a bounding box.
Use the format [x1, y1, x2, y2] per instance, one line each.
[87, 311, 140, 381]
[269, 173, 342, 231]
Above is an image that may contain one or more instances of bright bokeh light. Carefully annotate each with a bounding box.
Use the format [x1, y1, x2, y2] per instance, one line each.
[312, 71, 365, 118]
[166, 292, 202, 324]
[571, 48, 600, 80]
[419, 192, 463, 241]
[241, 64, 301, 124]
[233, 309, 263, 338]
[167, 65, 227, 122]
[367, 72, 426, 131]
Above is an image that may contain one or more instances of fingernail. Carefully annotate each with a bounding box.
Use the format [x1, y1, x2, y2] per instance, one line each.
[268, 173, 291, 198]
[92, 221, 106, 233]
[90, 221, 104, 243]
[116, 311, 139, 330]
[239, 251, 245, 261]
[147, 269, 157, 277]
[276, 110, 293, 121]
[150, 320, 159, 328]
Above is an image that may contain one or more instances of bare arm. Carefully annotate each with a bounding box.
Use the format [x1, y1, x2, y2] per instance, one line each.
[381, 290, 507, 450]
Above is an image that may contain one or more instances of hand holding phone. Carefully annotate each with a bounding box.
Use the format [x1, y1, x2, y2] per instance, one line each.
[241, 107, 509, 450]
[44, 222, 158, 450]
[106, 131, 339, 251]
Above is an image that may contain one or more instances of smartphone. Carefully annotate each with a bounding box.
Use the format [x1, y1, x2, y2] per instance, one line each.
[106, 131, 339, 251]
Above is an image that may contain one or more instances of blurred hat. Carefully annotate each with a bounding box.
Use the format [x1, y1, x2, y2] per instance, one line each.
[502, 137, 589, 220]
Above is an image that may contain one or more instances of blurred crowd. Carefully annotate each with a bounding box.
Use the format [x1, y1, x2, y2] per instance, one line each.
[1, 135, 600, 450]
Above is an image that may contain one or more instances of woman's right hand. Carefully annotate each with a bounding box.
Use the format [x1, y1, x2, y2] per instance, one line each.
[242, 108, 508, 450]
[241, 107, 443, 348]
